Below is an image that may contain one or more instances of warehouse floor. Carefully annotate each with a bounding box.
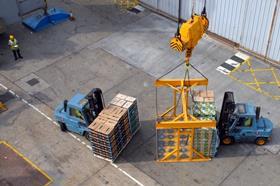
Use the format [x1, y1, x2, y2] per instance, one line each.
[0, 0, 279, 185]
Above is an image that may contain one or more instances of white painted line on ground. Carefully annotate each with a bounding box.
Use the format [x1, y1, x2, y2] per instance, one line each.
[0, 83, 8, 90]
[111, 163, 144, 186]
[52, 121, 59, 126]
[86, 145, 92, 150]
[0, 83, 144, 186]
[21, 99, 28, 104]
[8, 90, 16, 95]
[69, 133, 77, 139]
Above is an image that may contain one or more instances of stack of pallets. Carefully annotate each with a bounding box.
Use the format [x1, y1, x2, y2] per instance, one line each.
[157, 128, 192, 160]
[193, 128, 219, 158]
[88, 105, 132, 161]
[110, 94, 141, 135]
[88, 94, 140, 161]
[192, 90, 219, 158]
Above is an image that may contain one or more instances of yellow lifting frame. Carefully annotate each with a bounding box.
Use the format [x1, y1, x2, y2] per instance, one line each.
[155, 78, 216, 163]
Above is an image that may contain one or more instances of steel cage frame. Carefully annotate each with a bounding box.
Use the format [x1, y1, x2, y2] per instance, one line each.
[155, 79, 216, 162]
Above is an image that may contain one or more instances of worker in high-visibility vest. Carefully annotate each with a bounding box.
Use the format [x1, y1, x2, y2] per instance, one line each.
[8, 35, 23, 61]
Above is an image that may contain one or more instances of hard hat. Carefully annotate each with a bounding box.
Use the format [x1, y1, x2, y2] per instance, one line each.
[9, 35, 14, 40]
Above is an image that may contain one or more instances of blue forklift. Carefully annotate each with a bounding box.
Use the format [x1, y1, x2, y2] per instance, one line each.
[217, 92, 273, 146]
[54, 88, 104, 140]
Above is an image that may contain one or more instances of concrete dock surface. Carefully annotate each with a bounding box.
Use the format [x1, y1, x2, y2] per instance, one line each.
[0, 0, 279, 185]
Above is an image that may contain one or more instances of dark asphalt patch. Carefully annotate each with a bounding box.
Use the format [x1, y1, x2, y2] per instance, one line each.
[0, 142, 52, 186]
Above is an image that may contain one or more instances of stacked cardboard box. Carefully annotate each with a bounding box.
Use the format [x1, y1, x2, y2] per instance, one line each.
[157, 128, 219, 160]
[88, 105, 132, 161]
[192, 90, 219, 158]
[156, 90, 219, 161]
[193, 128, 219, 158]
[110, 94, 141, 135]
[157, 128, 192, 160]
[157, 129, 176, 160]
[88, 94, 140, 161]
[192, 90, 216, 120]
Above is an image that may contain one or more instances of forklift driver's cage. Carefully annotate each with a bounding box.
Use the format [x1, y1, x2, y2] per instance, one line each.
[155, 79, 216, 163]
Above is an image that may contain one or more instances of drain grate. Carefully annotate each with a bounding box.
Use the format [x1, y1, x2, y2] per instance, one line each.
[26, 78, 39, 86]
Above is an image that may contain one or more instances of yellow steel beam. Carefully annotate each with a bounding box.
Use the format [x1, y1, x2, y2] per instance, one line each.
[155, 79, 208, 87]
[160, 105, 176, 118]
[188, 114, 198, 121]
[188, 128, 194, 159]
[186, 82, 198, 92]
[161, 149, 178, 161]
[181, 86, 188, 121]
[157, 158, 211, 163]
[176, 130, 180, 159]
[192, 147, 208, 159]
[173, 90, 177, 116]
[172, 113, 184, 121]
[156, 120, 216, 129]
[0, 102, 7, 112]
[167, 83, 181, 92]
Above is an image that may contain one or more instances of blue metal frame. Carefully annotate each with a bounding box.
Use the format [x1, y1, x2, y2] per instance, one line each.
[22, 8, 70, 32]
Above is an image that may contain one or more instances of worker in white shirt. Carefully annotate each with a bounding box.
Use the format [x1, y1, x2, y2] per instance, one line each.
[8, 35, 23, 61]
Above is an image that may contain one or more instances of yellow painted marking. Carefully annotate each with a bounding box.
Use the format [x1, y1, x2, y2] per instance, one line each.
[0, 141, 53, 186]
[228, 55, 280, 100]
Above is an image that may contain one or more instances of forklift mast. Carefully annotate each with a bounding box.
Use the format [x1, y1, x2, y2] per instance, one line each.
[217, 92, 235, 138]
[86, 88, 104, 123]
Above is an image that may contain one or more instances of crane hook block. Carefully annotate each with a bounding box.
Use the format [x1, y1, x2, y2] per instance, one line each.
[170, 15, 209, 55]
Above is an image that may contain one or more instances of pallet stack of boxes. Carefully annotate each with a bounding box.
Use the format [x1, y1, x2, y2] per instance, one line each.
[110, 94, 141, 135]
[157, 129, 176, 160]
[192, 90, 219, 158]
[157, 128, 192, 160]
[88, 94, 140, 161]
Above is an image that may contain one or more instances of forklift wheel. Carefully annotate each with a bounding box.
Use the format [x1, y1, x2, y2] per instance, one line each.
[255, 138, 267, 146]
[59, 122, 67, 132]
[222, 137, 234, 145]
[84, 132, 90, 141]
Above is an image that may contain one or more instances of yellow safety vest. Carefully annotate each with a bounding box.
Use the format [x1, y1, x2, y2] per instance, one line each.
[9, 39, 19, 50]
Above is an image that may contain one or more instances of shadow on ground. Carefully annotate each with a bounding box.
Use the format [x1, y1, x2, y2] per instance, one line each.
[117, 121, 280, 164]
[0, 2, 147, 77]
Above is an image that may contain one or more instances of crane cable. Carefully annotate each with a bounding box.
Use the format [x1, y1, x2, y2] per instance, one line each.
[191, 0, 195, 17]
[175, 0, 182, 37]
[156, 0, 209, 121]
[184, 0, 209, 114]
[201, 0, 207, 16]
